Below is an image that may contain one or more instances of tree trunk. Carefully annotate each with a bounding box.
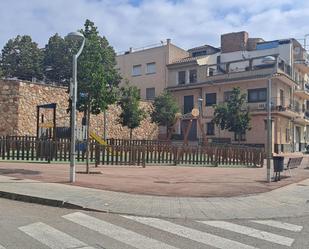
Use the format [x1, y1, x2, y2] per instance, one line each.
[130, 128, 133, 140]
[167, 125, 172, 140]
[86, 106, 91, 174]
[238, 132, 241, 145]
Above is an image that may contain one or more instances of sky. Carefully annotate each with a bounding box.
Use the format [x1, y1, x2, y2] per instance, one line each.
[1, 0, 309, 53]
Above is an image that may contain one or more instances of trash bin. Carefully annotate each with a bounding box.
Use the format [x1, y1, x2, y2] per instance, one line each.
[273, 156, 284, 172]
[273, 156, 284, 181]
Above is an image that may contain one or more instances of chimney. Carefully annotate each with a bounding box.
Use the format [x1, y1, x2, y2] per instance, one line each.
[221, 31, 249, 53]
[129, 47, 133, 53]
[166, 38, 171, 45]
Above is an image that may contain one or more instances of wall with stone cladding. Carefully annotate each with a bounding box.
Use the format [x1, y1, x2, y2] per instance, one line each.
[0, 80, 158, 139]
[0, 80, 20, 136]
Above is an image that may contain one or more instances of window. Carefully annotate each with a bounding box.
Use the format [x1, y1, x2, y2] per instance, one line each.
[146, 88, 155, 100]
[205, 93, 216, 106]
[286, 128, 290, 143]
[224, 91, 233, 102]
[178, 71, 186, 85]
[146, 62, 156, 74]
[206, 122, 215, 135]
[248, 88, 267, 103]
[183, 95, 194, 114]
[208, 68, 215, 76]
[234, 132, 246, 141]
[189, 69, 197, 83]
[280, 89, 284, 106]
[132, 65, 142, 76]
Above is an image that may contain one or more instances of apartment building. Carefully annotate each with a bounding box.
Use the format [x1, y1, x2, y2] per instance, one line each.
[116, 39, 188, 100]
[167, 31, 309, 153]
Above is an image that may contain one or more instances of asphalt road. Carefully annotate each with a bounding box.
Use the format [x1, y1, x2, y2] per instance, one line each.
[0, 198, 308, 249]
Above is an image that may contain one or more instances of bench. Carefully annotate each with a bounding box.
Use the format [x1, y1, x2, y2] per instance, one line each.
[284, 157, 303, 175]
[273, 157, 303, 181]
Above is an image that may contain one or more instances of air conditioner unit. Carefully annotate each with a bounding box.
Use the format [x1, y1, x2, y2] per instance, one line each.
[257, 103, 266, 110]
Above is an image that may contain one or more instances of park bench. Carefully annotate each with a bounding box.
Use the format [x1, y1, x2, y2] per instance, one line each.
[284, 157, 303, 176]
[273, 157, 303, 181]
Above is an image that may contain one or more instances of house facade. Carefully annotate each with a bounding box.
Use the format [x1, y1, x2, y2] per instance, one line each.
[167, 31, 309, 153]
[116, 39, 188, 100]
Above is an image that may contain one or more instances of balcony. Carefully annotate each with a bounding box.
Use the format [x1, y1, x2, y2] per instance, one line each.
[248, 97, 302, 119]
[294, 50, 309, 73]
[168, 54, 296, 91]
[294, 81, 309, 99]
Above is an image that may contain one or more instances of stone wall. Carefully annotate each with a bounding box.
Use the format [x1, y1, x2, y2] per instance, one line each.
[0, 80, 158, 139]
[0, 81, 19, 135]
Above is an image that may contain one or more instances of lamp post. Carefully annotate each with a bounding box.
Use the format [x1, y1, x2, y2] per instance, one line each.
[67, 31, 85, 183]
[262, 56, 278, 182]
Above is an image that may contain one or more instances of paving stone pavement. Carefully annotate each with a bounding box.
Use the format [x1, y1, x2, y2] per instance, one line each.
[0, 175, 308, 220]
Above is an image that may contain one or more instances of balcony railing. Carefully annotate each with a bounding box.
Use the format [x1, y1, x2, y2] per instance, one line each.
[168, 54, 299, 89]
[247, 97, 306, 118]
[295, 80, 309, 92]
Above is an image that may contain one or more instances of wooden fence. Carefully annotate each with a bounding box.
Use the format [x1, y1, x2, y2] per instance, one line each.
[0, 136, 264, 167]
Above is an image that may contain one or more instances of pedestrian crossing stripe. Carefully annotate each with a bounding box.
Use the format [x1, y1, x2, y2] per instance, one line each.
[250, 220, 303, 232]
[16, 212, 304, 249]
[199, 220, 294, 246]
[18, 222, 95, 249]
[122, 215, 259, 249]
[63, 212, 179, 249]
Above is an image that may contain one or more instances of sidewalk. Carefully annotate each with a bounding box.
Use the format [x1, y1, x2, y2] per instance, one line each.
[1, 161, 309, 197]
[0, 174, 308, 220]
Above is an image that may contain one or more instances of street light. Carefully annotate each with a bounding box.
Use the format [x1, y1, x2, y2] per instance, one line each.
[262, 55, 278, 182]
[66, 31, 85, 183]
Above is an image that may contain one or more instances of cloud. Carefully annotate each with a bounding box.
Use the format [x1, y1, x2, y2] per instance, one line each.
[0, 0, 308, 53]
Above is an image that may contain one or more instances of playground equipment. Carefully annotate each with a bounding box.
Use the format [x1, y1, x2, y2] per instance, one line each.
[90, 131, 108, 146]
[36, 103, 57, 139]
[172, 108, 207, 145]
[37, 103, 73, 140]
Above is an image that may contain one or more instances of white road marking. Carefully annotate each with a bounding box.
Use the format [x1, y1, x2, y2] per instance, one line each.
[18, 222, 95, 249]
[251, 220, 303, 232]
[63, 212, 179, 249]
[122, 215, 259, 249]
[200, 220, 294, 247]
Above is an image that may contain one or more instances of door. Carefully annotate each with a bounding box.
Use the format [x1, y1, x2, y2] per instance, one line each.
[295, 126, 301, 152]
[183, 95, 194, 114]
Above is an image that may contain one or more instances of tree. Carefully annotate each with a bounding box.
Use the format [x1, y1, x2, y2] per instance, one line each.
[1, 35, 43, 81]
[73, 19, 121, 172]
[43, 33, 72, 84]
[118, 82, 145, 139]
[212, 87, 251, 143]
[151, 91, 179, 139]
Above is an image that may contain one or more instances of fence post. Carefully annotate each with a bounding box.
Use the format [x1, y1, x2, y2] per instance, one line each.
[95, 144, 100, 167]
[142, 146, 146, 168]
[173, 146, 178, 166]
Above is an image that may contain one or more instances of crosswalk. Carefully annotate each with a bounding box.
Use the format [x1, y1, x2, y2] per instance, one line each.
[2, 212, 304, 249]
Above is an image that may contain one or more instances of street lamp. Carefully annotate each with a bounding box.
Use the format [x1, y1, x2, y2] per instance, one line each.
[262, 55, 278, 182]
[66, 31, 85, 183]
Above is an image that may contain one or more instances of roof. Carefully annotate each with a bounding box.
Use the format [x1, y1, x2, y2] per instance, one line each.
[169, 55, 208, 65]
[188, 44, 220, 52]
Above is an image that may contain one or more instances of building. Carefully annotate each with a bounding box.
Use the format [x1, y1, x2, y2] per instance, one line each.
[167, 31, 309, 153]
[116, 39, 188, 100]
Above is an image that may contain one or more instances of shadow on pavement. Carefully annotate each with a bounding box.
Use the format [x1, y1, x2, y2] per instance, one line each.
[0, 168, 40, 175]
